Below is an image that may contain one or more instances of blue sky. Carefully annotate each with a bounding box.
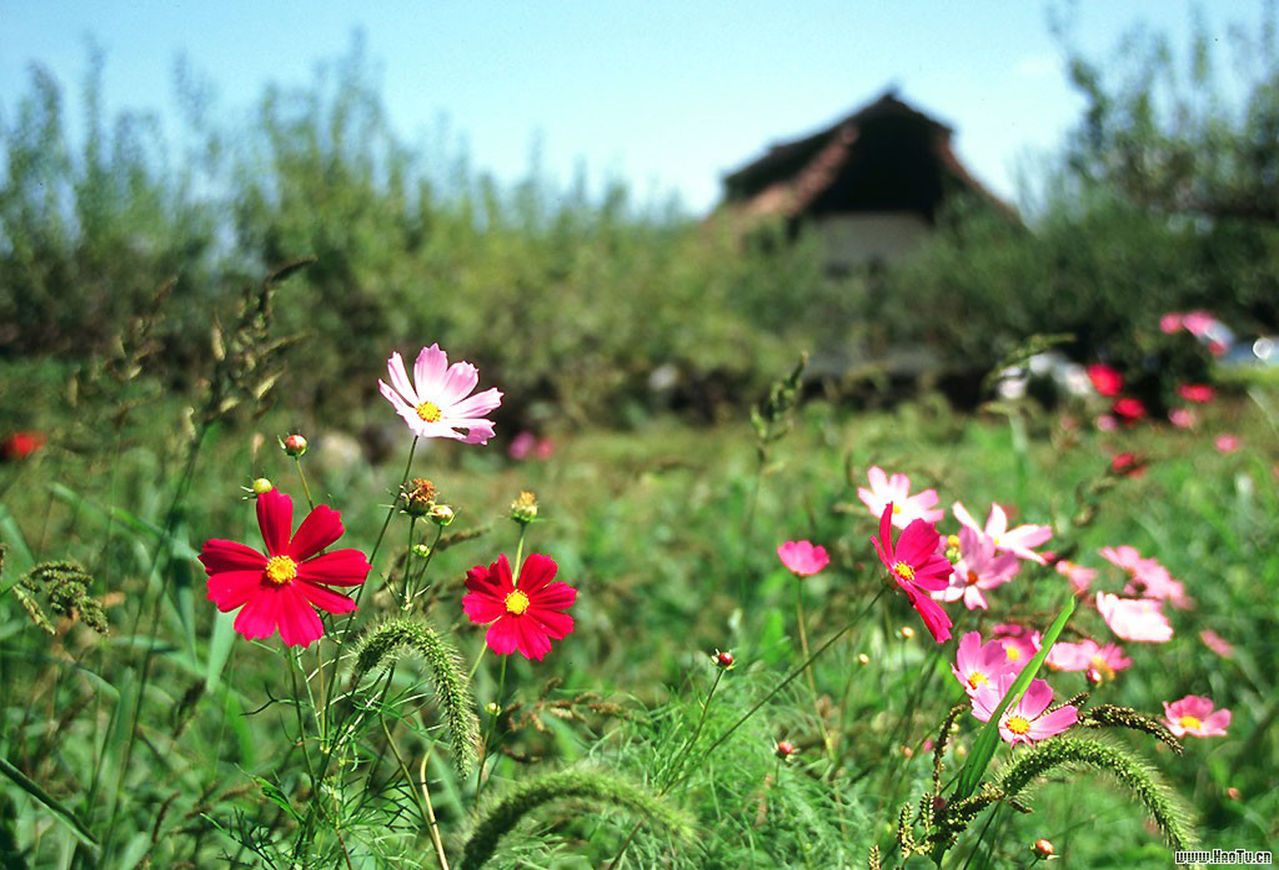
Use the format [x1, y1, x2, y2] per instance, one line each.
[0, 1, 1258, 215]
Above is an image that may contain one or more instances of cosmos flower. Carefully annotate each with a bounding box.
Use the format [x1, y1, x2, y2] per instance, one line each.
[871, 504, 953, 643]
[1045, 638, 1132, 683]
[952, 502, 1052, 565]
[971, 673, 1078, 745]
[858, 466, 943, 530]
[198, 488, 371, 647]
[1112, 397, 1147, 422]
[1169, 408, 1197, 429]
[1100, 546, 1191, 609]
[951, 631, 1013, 696]
[777, 540, 830, 576]
[1163, 695, 1231, 738]
[379, 344, 503, 444]
[463, 553, 576, 661]
[1199, 629, 1235, 658]
[991, 623, 1042, 672]
[1096, 592, 1173, 642]
[1215, 434, 1241, 454]
[1087, 364, 1124, 397]
[1055, 559, 1098, 595]
[934, 525, 1021, 611]
[1178, 384, 1215, 404]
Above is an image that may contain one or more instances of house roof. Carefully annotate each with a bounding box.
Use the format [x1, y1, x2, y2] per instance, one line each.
[719, 89, 1015, 222]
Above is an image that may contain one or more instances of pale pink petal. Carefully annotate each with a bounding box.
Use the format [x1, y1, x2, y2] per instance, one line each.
[448, 386, 504, 419]
[288, 504, 344, 561]
[985, 503, 1009, 538]
[413, 344, 450, 397]
[256, 489, 293, 556]
[438, 360, 480, 405]
[1019, 679, 1054, 719]
[1201, 709, 1231, 735]
[1028, 705, 1078, 740]
[385, 351, 419, 405]
[952, 501, 981, 534]
[459, 422, 496, 445]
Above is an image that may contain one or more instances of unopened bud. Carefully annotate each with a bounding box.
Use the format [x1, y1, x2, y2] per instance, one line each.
[945, 534, 962, 561]
[428, 503, 455, 526]
[1227, 786, 1241, 801]
[510, 490, 539, 524]
[1032, 838, 1055, 859]
[711, 649, 735, 669]
[774, 739, 797, 760]
[898, 625, 916, 640]
[484, 701, 500, 716]
[858, 653, 870, 665]
[412, 543, 432, 558]
[281, 433, 308, 457]
[251, 478, 273, 495]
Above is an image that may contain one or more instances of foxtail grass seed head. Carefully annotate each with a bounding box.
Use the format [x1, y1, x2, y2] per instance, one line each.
[281, 433, 307, 456]
[428, 503, 455, 526]
[509, 490, 539, 524]
[401, 477, 438, 517]
[712, 649, 735, 669]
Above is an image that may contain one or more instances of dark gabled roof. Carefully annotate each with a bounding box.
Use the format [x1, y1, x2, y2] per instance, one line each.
[719, 89, 1015, 222]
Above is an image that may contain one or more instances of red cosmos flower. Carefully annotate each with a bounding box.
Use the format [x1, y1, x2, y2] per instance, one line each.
[198, 489, 371, 647]
[1109, 452, 1147, 478]
[871, 504, 953, 643]
[1, 430, 46, 461]
[1086, 364, 1124, 397]
[1177, 384, 1215, 404]
[1112, 397, 1147, 422]
[463, 553, 576, 661]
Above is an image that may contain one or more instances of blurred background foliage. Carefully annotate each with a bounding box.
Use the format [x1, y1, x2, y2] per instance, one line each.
[1, 9, 1277, 431]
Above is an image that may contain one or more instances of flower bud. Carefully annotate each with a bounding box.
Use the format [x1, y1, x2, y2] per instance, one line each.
[944, 533, 962, 561]
[510, 490, 539, 524]
[1032, 839, 1055, 859]
[711, 649, 735, 670]
[898, 625, 916, 640]
[281, 433, 308, 457]
[252, 477, 273, 494]
[401, 478, 438, 517]
[412, 543, 432, 559]
[774, 739, 797, 760]
[484, 701, 501, 716]
[857, 653, 870, 665]
[428, 503, 455, 526]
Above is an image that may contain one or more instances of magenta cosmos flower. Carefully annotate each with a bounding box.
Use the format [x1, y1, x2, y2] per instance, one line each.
[971, 674, 1078, 745]
[1055, 559, 1098, 595]
[952, 631, 1013, 696]
[777, 540, 830, 576]
[379, 344, 503, 444]
[934, 525, 1021, 611]
[991, 623, 1042, 672]
[1163, 695, 1231, 738]
[198, 489, 371, 647]
[463, 553, 576, 661]
[871, 504, 952, 643]
[1045, 639, 1132, 683]
[952, 501, 1052, 565]
[1096, 592, 1173, 642]
[1100, 545, 1191, 609]
[858, 466, 943, 530]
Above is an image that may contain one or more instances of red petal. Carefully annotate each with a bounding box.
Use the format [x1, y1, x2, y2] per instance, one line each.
[485, 617, 519, 655]
[275, 586, 323, 646]
[296, 549, 370, 586]
[532, 581, 576, 611]
[905, 585, 952, 643]
[465, 562, 509, 596]
[516, 553, 558, 593]
[199, 539, 266, 574]
[256, 489, 293, 556]
[295, 580, 357, 615]
[234, 586, 282, 640]
[896, 519, 941, 566]
[528, 606, 574, 640]
[512, 617, 552, 661]
[289, 504, 344, 561]
[207, 569, 263, 611]
[463, 589, 507, 625]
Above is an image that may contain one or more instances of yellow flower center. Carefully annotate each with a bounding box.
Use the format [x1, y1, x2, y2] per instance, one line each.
[892, 561, 915, 582]
[1006, 715, 1031, 735]
[264, 555, 298, 586]
[1006, 645, 1022, 661]
[892, 504, 902, 515]
[504, 590, 530, 615]
[1178, 715, 1201, 731]
[967, 671, 988, 689]
[1090, 655, 1115, 682]
[416, 401, 442, 422]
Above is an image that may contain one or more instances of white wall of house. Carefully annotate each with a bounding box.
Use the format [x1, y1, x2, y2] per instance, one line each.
[814, 212, 931, 270]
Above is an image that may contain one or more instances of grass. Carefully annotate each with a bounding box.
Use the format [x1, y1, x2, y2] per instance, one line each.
[0, 355, 1275, 867]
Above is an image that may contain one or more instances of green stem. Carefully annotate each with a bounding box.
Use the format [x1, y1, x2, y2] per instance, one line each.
[293, 455, 315, 511]
[475, 654, 509, 802]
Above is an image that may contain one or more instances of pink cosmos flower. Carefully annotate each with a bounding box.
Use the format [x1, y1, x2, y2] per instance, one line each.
[199, 489, 371, 647]
[1096, 414, 1119, 432]
[1163, 695, 1231, 738]
[952, 631, 1013, 695]
[971, 674, 1078, 745]
[934, 525, 1021, 610]
[1046, 639, 1132, 683]
[1100, 546, 1191, 608]
[1169, 408, 1197, 429]
[871, 504, 953, 643]
[1087, 364, 1124, 397]
[1096, 592, 1173, 642]
[509, 431, 538, 460]
[1215, 434, 1241, 454]
[379, 344, 503, 444]
[991, 622, 1042, 672]
[858, 466, 943, 530]
[952, 501, 1052, 565]
[777, 540, 830, 576]
[1178, 384, 1215, 403]
[1056, 559, 1098, 595]
[1199, 629, 1235, 658]
[463, 553, 576, 661]
[1159, 312, 1184, 334]
[1181, 310, 1217, 337]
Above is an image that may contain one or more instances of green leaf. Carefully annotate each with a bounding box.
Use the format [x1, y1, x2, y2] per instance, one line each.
[0, 506, 35, 579]
[204, 610, 237, 693]
[0, 755, 98, 851]
[953, 594, 1076, 801]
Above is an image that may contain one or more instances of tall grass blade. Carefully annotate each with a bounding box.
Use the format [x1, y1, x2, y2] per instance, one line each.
[0, 755, 98, 851]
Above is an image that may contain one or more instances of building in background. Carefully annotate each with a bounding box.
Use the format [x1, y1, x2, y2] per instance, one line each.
[718, 89, 1016, 274]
